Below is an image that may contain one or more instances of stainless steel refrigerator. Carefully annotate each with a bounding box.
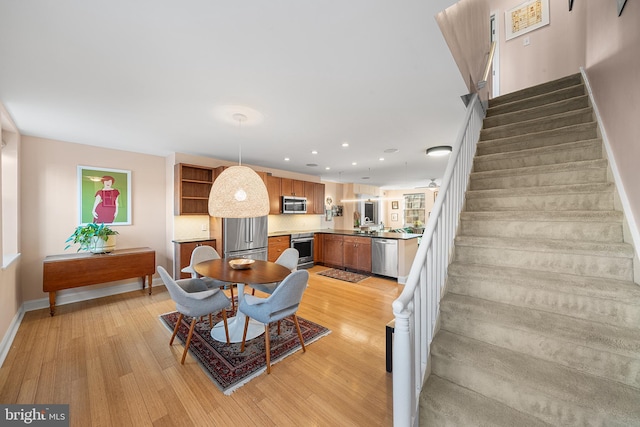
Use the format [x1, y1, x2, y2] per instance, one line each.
[222, 216, 268, 261]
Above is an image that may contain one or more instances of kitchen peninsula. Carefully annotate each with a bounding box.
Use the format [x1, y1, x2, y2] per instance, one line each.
[269, 229, 420, 284]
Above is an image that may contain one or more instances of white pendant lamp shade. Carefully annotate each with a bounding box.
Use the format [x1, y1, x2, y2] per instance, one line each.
[208, 166, 270, 218]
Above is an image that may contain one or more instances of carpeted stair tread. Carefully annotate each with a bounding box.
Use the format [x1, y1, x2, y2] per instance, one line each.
[445, 272, 640, 332]
[476, 122, 598, 156]
[473, 139, 602, 172]
[459, 214, 623, 243]
[420, 375, 553, 427]
[440, 293, 640, 362]
[466, 182, 613, 198]
[469, 159, 608, 190]
[454, 235, 634, 259]
[489, 73, 582, 108]
[459, 210, 623, 223]
[448, 262, 640, 304]
[484, 95, 590, 129]
[486, 84, 585, 118]
[480, 108, 593, 141]
[430, 331, 640, 426]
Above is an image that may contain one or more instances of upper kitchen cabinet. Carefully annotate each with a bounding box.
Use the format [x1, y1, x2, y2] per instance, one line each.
[313, 182, 325, 214]
[174, 163, 214, 215]
[266, 175, 282, 215]
[281, 178, 305, 197]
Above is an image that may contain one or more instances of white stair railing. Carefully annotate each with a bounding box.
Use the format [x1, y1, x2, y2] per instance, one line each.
[392, 93, 485, 426]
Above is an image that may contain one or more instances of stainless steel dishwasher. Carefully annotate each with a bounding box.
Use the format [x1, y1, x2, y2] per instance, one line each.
[372, 238, 398, 278]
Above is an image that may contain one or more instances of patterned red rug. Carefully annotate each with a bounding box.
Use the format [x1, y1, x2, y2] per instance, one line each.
[316, 268, 370, 283]
[160, 309, 330, 395]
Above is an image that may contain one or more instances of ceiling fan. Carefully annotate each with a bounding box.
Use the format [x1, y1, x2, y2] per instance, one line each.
[416, 178, 439, 191]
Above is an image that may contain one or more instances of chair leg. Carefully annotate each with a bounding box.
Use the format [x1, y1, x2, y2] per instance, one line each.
[264, 324, 272, 374]
[292, 315, 306, 353]
[208, 313, 213, 328]
[170, 313, 184, 345]
[277, 320, 281, 335]
[240, 316, 250, 352]
[181, 318, 198, 364]
[221, 309, 230, 344]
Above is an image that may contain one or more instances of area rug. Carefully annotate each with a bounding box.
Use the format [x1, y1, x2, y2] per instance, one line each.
[159, 309, 330, 395]
[316, 268, 370, 283]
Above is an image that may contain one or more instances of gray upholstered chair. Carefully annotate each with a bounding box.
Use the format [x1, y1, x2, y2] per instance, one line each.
[251, 247, 299, 295]
[181, 245, 236, 311]
[158, 266, 231, 364]
[239, 269, 309, 374]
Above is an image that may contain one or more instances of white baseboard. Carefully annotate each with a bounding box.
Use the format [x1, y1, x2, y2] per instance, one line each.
[0, 305, 25, 368]
[23, 278, 163, 312]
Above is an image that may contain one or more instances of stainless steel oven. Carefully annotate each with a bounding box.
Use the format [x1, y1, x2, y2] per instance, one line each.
[290, 232, 314, 269]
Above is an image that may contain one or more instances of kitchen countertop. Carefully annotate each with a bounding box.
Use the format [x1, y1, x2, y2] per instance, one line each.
[268, 229, 421, 240]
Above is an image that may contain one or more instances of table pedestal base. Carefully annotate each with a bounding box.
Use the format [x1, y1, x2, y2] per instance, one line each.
[211, 317, 264, 343]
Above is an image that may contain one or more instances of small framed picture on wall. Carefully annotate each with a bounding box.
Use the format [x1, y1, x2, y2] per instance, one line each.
[391, 201, 399, 209]
[391, 213, 398, 221]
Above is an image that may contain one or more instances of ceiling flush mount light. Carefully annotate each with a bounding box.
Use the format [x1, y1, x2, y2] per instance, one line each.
[426, 145, 452, 157]
[208, 113, 269, 218]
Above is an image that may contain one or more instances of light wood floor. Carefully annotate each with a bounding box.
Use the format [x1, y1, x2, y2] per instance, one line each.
[0, 266, 401, 426]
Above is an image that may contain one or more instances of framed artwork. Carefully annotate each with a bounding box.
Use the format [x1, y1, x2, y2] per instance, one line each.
[391, 213, 398, 221]
[78, 166, 131, 225]
[391, 201, 399, 209]
[505, 0, 550, 41]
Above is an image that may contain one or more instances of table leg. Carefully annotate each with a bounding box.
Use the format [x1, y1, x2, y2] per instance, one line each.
[49, 292, 56, 317]
[211, 283, 264, 343]
[147, 274, 153, 295]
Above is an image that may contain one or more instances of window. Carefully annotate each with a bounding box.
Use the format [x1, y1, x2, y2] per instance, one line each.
[403, 193, 425, 227]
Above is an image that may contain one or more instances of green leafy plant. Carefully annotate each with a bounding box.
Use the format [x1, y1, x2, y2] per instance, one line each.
[65, 223, 119, 252]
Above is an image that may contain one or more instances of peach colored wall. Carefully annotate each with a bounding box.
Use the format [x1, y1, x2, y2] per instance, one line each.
[490, 0, 587, 95]
[20, 136, 168, 302]
[584, 0, 640, 243]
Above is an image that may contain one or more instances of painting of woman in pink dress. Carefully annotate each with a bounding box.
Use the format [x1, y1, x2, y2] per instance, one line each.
[92, 175, 120, 223]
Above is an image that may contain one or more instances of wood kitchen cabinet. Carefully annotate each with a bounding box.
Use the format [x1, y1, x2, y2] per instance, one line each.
[173, 239, 217, 279]
[281, 178, 305, 197]
[266, 175, 282, 214]
[268, 235, 290, 262]
[323, 234, 344, 268]
[174, 163, 214, 215]
[343, 236, 372, 273]
[314, 233, 324, 264]
[313, 182, 325, 214]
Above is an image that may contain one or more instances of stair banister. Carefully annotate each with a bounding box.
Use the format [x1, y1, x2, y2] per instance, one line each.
[392, 93, 485, 426]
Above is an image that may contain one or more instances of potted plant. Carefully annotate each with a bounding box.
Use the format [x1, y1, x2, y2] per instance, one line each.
[65, 223, 119, 253]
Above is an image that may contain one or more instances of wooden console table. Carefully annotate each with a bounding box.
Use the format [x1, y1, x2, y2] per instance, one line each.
[43, 247, 156, 316]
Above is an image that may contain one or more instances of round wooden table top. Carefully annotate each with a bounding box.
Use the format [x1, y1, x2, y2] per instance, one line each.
[193, 259, 291, 284]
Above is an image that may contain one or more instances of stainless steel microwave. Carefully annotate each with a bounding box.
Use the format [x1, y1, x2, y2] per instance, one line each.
[282, 196, 307, 214]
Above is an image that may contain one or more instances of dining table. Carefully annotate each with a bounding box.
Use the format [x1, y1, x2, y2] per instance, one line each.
[194, 258, 291, 343]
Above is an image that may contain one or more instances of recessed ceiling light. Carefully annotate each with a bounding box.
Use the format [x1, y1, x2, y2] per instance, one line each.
[361, 176, 370, 180]
[384, 148, 399, 153]
[325, 167, 331, 170]
[426, 146, 453, 157]
[284, 157, 290, 161]
[306, 163, 318, 167]
[351, 162, 357, 166]
[342, 143, 349, 148]
[379, 157, 385, 161]
[311, 150, 318, 154]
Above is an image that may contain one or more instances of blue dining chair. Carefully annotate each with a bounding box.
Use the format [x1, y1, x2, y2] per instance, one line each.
[158, 266, 231, 364]
[239, 269, 309, 374]
[251, 247, 299, 295]
[182, 245, 236, 311]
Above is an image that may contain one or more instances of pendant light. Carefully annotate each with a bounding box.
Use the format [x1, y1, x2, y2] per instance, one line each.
[208, 113, 270, 218]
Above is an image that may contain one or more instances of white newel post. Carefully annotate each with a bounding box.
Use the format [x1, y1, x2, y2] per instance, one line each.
[393, 312, 413, 426]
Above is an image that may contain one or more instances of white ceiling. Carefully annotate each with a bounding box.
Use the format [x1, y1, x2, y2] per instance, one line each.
[0, 1, 467, 190]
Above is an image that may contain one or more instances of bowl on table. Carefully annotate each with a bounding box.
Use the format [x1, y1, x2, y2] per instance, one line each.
[228, 258, 255, 270]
